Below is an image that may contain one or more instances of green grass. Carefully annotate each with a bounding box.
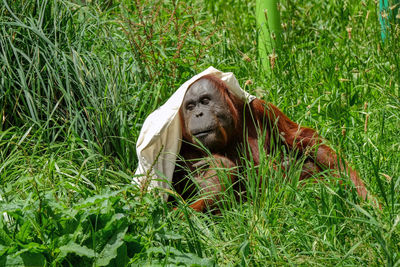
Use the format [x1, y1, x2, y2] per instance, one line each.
[0, 0, 399, 265]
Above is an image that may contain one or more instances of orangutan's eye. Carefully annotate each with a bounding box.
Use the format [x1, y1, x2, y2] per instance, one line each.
[200, 97, 210, 105]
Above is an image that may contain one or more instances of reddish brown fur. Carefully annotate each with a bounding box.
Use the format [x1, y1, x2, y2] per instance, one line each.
[173, 75, 371, 212]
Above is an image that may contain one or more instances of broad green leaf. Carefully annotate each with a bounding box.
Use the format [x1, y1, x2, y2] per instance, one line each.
[58, 242, 95, 259]
[96, 226, 128, 266]
[4, 252, 45, 267]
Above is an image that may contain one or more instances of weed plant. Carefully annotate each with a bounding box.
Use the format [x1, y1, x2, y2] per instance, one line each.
[0, 0, 399, 265]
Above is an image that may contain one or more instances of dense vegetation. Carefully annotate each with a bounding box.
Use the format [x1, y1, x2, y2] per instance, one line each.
[0, 0, 399, 265]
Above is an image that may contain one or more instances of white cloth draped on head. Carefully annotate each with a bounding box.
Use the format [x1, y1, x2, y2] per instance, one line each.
[133, 66, 255, 198]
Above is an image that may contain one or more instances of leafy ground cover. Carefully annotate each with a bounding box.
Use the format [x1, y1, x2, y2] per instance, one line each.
[0, 0, 399, 265]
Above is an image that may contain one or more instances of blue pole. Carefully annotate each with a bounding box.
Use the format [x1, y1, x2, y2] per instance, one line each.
[379, 0, 389, 41]
[379, 0, 400, 41]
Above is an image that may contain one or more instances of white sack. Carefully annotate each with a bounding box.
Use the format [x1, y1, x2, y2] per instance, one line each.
[134, 66, 255, 196]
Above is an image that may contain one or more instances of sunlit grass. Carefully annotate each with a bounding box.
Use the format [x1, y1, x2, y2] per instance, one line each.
[0, 0, 399, 265]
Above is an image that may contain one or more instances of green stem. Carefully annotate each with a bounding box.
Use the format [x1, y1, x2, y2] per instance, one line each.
[256, 0, 282, 73]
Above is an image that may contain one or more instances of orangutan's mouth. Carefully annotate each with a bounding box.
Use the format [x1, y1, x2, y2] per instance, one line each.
[193, 129, 214, 138]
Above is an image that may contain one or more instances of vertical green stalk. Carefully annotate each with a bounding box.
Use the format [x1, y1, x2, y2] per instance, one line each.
[256, 0, 282, 73]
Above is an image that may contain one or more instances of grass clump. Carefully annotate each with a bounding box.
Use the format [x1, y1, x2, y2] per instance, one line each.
[0, 0, 399, 265]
